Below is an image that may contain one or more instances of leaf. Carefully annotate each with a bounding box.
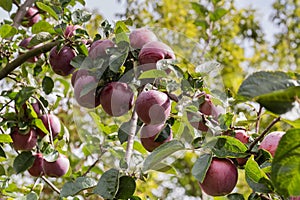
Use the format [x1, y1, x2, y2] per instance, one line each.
[14, 87, 35, 106]
[17, 192, 39, 200]
[93, 168, 120, 199]
[115, 176, 136, 199]
[71, 10, 91, 24]
[191, 153, 212, 183]
[29, 32, 52, 47]
[0, 0, 12, 11]
[32, 21, 54, 34]
[209, 8, 227, 21]
[0, 24, 17, 38]
[0, 134, 12, 143]
[138, 69, 168, 79]
[60, 177, 97, 197]
[80, 81, 97, 98]
[31, 118, 49, 135]
[0, 146, 6, 158]
[13, 152, 35, 174]
[118, 121, 131, 144]
[245, 156, 273, 193]
[142, 140, 185, 172]
[42, 76, 54, 95]
[191, 2, 208, 16]
[36, 2, 59, 20]
[271, 129, 300, 197]
[149, 163, 177, 174]
[227, 193, 245, 200]
[109, 50, 128, 73]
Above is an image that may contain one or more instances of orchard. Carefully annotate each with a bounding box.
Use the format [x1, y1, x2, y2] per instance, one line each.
[0, 0, 300, 200]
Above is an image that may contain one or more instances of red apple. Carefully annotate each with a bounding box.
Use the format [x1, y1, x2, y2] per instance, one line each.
[88, 39, 115, 59]
[64, 25, 81, 38]
[129, 28, 158, 49]
[100, 82, 134, 116]
[135, 90, 171, 125]
[234, 129, 250, 166]
[187, 111, 209, 132]
[19, 37, 40, 63]
[258, 131, 285, 157]
[43, 154, 70, 177]
[290, 197, 300, 200]
[49, 46, 76, 76]
[199, 158, 238, 196]
[36, 114, 61, 138]
[71, 69, 90, 87]
[199, 94, 214, 115]
[31, 102, 41, 116]
[10, 128, 37, 151]
[28, 153, 44, 177]
[23, 7, 40, 27]
[140, 123, 172, 152]
[74, 75, 100, 108]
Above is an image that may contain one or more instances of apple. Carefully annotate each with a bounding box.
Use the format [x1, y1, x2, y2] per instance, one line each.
[129, 28, 158, 49]
[71, 69, 90, 87]
[43, 154, 70, 177]
[74, 75, 100, 108]
[49, 46, 76, 76]
[10, 128, 37, 151]
[31, 102, 41, 116]
[258, 131, 285, 157]
[36, 114, 61, 138]
[28, 153, 44, 177]
[199, 94, 214, 115]
[234, 129, 250, 166]
[100, 82, 134, 116]
[199, 157, 238, 196]
[290, 197, 300, 200]
[135, 90, 171, 125]
[187, 111, 209, 132]
[140, 123, 172, 152]
[64, 25, 81, 38]
[88, 39, 115, 59]
[23, 7, 40, 27]
[19, 37, 40, 63]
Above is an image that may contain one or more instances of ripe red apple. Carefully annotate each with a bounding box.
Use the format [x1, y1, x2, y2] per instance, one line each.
[10, 128, 37, 151]
[187, 112, 209, 132]
[31, 102, 41, 116]
[135, 90, 171, 125]
[64, 25, 81, 38]
[71, 69, 90, 87]
[36, 114, 61, 138]
[88, 39, 115, 59]
[23, 7, 40, 27]
[129, 28, 158, 49]
[100, 82, 134, 116]
[19, 37, 40, 63]
[43, 154, 70, 177]
[234, 129, 250, 166]
[140, 123, 173, 152]
[258, 131, 285, 157]
[74, 75, 100, 108]
[199, 94, 214, 115]
[199, 158, 238, 196]
[28, 153, 44, 177]
[49, 46, 76, 76]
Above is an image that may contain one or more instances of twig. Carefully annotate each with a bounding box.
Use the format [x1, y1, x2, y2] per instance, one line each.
[255, 106, 263, 134]
[247, 117, 281, 152]
[41, 175, 60, 194]
[82, 158, 100, 176]
[12, 0, 36, 28]
[125, 109, 138, 165]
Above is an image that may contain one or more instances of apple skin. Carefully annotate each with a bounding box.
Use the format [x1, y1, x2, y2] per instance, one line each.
[19, 37, 40, 63]
[234, 130, 250, 166]
[10, 128, 38, 151]
[290, 197, 300, 200]
[129, 28, 158, 49]
[43, 154, 70, 177]
[71, 69, 90, 87]
[100, 82, 134, 116]
[140, 123, 172, 152]
[88, 39, 115, 59]
[199, 94, 214, 115]
[23, 7, 40, 27]
[135, 90, 171, 125]
[187, 112, 209, 132]
[74, 75, 100, 108]
[36, 114, 61, 138]
[258, 131, 285, 157]
[49, 46, 76, 76]
[64, 25, 81, 38]
[31, 102, 41, 116]
[199, 157, 238, 196]
[28, 153, 44, 177]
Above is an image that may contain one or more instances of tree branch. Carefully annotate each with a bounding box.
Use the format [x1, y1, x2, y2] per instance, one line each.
[41, 175, 60, 194]
[125, 109, 138, 165]
[12, 0, 36, 28]
[255, 106, 263, 134]
[0, 41, 59, 80]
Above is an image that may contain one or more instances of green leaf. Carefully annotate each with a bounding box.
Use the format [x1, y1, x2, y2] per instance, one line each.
[0, 24, 17, 38]
[227, 193, 245, 200]
[71, 9, 91, 24]
[93, 168, 120, 199]
[29, 32, 52, 47]
[218, 113, 234, 130]
[149, 163, 177, 174]
[17, 192, 39, 200]
[191, 2, 208, 16]
[80, 81, 97, 98]
[204, 136, 248, 158]
[209, 8, 227, 21]
[0, 146, 6, 158]
[0, 134, 12, 143]
[31, 118, 49, 135]
[13, 152, 35, 174]
[42, 76, 54, 95]
[245, 156, 273, 193]
[36, 2, 59, 20]
[118, 121, 131, 144]
[0, 0, 12, 11]
[271, 129, 300, 197]
[115, 176, 136, 199]
[109, 50, 128, 73]
[60, 177, 97, 197]
[138, 69, 168, 79]
[32, 21, 54, 34]
[191, 153, 212, 183]
[142, 140, 185, 172]
[14, 87, 35, 106]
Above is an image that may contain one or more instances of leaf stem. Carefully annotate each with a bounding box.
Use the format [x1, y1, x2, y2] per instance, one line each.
[125, 109, 138, 166]
[41, 175, 60, 194]
[255, 105, 263, 134]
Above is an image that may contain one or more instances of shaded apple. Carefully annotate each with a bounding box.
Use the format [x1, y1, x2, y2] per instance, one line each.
[140, 123, 172, 152]
[36, 114, 61, 138]
[234, 129, 250, 166]
[28, 153, 44, 177]
[199, 157, 238, 196]
[258, 131, 285, 157]
[74, 75, 100, 108]
[71, 69, 90, 87]
[88, 39, 115, 59]
[23, 7, 40, 27]
[19, 37, 40, 63]
[31, 102, 41, 116]
[49, 46, 76, 76]
[64, 25, 81, 38]
[187, 111, 209, 132]
[135, 90, 171, 125]
[199, 94, 214, 115]
[129, 28, 158, 49]
[10, 128, 37, 151]
[43, 154, 70, 177]
[100, 82, 134, 116]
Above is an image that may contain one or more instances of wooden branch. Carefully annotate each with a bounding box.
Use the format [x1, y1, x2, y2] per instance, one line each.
[41, 175, 60, 194]
[125, 110, 138, 165]
[12, 0, 36, 28]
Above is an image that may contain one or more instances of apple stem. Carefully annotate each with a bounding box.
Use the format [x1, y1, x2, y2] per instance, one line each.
[125, 109, 138, 166]
[255, 105, 263, 134]
[247, 116, 281, 152]
[41, 175, 60, 194]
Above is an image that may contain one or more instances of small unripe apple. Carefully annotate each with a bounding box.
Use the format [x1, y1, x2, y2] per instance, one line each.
[135, 90, 171, 125]
[74, 75, 100, 108]
[71, 69, 90, 87]
[64, 25, 81, 38]
[140, 123, 172, 152]
[28, 153, 44, 177]
[43, 154, 70, 177]
[258, 131, 285, 157]
[187, 112, 209, 132]
[36, 114, 61, 138]
[88, 39, 115, 59]
[129, 28, 158, 49]
[11, 128, 38, 151]
[49, 46, 76, 76]
[19, 37, 40, 63]
[199, 158, 238, 196]
[100, 82, 134, 116]
[23, 7, 40, 27]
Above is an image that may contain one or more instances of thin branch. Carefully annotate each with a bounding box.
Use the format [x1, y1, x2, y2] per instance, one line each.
[82, 148, 106, 176]
[125, 109, 138, 165]
[12, 0, 36, 28]
[41, 175, 60, 194]
[255, 105, 263, 134]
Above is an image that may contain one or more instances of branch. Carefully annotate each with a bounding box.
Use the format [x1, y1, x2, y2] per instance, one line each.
[12, 0, 36, 28]
[255, 106, 263, 134]
[0, 41, 59, 80]
[125, 110, 138, 165]
[41, 175, 60, 194]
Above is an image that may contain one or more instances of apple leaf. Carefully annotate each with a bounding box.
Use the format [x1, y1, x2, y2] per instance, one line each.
[138, 69, 168, 79]
[42, 76, 54, 95]
[60, 177, 97, 197]
[36, 2, 59, 20]
[28, 32, 52, 47]
[149, 163, 177, 174]
[0, 134, 12, 143]
[0, 0, 12, 11]
[227, 193, 245, 200]
[191, 153, 212, 183]
[115, 176, 136, 199]
[21, 192, 39, 200]
[0, 146, 6, 158]
[13, 152, 35, 174]
[271, 128, 300, 197]
[209, 7, 227, 21]
[32, 21, 54, 34]
[0, 24, 17, 38]
[31, 118, 49, 135]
